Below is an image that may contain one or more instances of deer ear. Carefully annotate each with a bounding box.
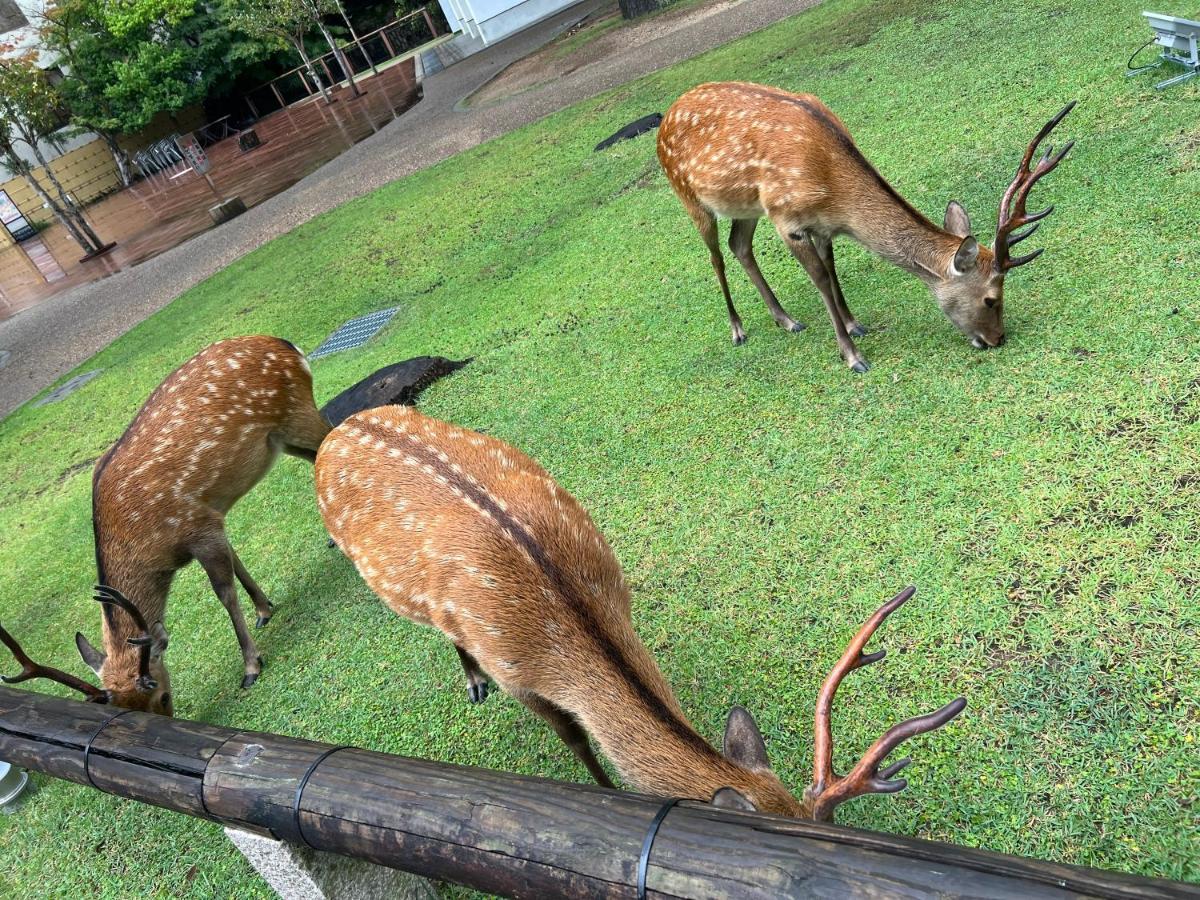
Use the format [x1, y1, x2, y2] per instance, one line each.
[723, 706, 771, 771]
[76, 632, 105, 675]
[943, 200, 972, 238]
[149, 622, 169, 659]
[952, 236, 979, 275]
[711, 786, 758, 811]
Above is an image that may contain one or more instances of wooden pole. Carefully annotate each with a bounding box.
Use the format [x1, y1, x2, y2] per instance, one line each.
[0, 687, 1193, 900]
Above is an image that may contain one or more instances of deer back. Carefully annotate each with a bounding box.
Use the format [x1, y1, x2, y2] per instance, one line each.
[658, 81, 915, 230]
[315, 407, 683, 712]
[93, 335, 328, 625]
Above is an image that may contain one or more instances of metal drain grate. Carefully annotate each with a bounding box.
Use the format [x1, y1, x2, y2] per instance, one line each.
[35, 369, 102, 406]
[309, 308, 398, 359]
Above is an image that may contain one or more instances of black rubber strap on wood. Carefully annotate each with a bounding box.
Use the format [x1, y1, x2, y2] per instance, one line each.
[198, 731, 241, 821]
[636, 797, 681, 900]
[293, 746, 351, 849]
[83, 708, 135, 791]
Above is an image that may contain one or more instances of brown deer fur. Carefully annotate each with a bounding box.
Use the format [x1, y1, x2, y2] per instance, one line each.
[80, 335, 330, 713]
[316, 406, 962, 818]
[658, 82, 1072, 372]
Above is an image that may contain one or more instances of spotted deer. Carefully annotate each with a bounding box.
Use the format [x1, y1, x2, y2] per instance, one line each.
[658, 82, 1075, 372]
[1, 336, 330, 714]
[316, 406, 965, 817]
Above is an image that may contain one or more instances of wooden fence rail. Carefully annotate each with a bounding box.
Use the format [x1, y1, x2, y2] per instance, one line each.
[0, 686, 1195, 899]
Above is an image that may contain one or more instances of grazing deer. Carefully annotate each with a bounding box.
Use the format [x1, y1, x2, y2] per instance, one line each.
[316, 406, 965, 817]
[657, 82, 1075, 372]
[1, 336, 330, 714]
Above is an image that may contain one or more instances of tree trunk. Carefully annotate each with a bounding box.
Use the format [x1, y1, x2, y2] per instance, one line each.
[22, 142, 103, 254]
[291, 37, 334, 104]
[19, 169, 92, 253]
[618, 0, 672, 18]
[25, 141, 104, 252]
[99, 130, 133, 188]
[335, 0, 379, 76]
[316, 21, 363, 97]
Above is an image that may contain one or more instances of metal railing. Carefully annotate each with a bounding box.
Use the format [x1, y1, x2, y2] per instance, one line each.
[244, 6, 443, 117]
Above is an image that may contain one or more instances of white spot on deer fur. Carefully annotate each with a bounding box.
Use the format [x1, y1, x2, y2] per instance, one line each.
[225, 358, 240, 370]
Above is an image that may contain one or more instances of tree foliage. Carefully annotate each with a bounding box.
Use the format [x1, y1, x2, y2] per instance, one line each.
[231, 0, 352, 104]
[0, 52, 109, 253]
[41, 0, 226, 136]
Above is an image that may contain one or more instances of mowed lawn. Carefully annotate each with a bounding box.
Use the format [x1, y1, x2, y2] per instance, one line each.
[1, 0, 1198, 894]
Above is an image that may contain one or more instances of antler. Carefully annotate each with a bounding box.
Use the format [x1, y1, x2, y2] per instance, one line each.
[804, 586, 966, 822]
[993, 101, 1076, 273]
[0, 624, 109, 702]
[93, 585, 157, 691]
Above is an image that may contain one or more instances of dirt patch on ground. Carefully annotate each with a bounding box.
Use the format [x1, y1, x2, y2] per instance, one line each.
[464, 0, 749, 107]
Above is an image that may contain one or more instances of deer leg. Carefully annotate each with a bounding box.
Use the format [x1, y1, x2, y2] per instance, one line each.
[195, 542, 263, 689]
[231, 548, 274, 629]
[729, 218, 805, 333]
[455, 644, 490, 704]
[692, 208, 745, 345]
[781, 229, 870, 373]
[811, 234, 866, 337]
[519, 693, 616, 788]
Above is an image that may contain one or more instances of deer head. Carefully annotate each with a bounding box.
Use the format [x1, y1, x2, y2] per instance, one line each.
[2, 586, 173, 715]
[929, 102, 1076, 351]
[708, 587, 965, 820]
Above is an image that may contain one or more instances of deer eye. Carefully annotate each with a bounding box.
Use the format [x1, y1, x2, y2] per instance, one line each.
[984, 296, 999, 309]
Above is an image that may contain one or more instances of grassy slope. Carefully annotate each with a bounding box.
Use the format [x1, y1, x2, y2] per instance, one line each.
[1, 0, 1197, 894]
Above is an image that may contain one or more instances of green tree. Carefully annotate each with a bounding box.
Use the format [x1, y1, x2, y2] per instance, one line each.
[0, 53, 109, 255]
[233, 0, 363, 105]
[39, 0, 267, 184]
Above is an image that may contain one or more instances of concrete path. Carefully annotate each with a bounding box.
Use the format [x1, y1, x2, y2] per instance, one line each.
[0, 0, 812, 420]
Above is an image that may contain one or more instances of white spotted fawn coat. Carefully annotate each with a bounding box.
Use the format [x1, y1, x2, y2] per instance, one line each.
[78, 335, 331, 712]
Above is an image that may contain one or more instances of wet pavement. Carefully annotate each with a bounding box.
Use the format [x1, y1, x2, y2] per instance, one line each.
[0, 0, 814, 419]
[0, 59, 420, 320]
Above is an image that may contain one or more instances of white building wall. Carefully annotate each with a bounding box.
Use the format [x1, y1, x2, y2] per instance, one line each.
[436, 0, 584, 47]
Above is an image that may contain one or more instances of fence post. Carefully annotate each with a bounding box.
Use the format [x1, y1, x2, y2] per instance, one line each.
[422, 6, 438, 37]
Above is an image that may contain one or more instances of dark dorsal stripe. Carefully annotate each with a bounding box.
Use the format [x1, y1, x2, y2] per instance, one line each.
[355, 420, 721, 761]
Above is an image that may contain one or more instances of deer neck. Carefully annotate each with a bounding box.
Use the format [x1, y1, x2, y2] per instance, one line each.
[569, 636, 753, 800]
[842, 178, 959, 282]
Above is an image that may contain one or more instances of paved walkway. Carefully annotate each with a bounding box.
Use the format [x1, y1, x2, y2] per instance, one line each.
[0, 0, 812, 419]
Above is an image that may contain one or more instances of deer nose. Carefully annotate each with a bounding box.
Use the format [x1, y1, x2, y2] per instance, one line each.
[996, 333, 1006, 347]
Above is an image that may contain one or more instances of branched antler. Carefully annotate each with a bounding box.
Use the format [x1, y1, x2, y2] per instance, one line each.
[94, 585, 157, 691]
[994, 101, 1076, 273]
[0, 624, 109, 702]
[804, 586, 966, 822]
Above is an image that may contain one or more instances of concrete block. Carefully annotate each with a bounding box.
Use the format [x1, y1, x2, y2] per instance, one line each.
[209, 197, 247, 225]
[225, 827, 439, 900]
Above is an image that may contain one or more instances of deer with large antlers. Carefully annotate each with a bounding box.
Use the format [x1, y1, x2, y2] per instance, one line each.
[658, 82, 1075, 372]
[316, 405, 965, 816]
[1, 336, 330, 714]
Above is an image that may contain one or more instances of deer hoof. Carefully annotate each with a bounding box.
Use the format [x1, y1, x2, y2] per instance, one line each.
[326, 537, 338, 549]
[255, 614, 271, 629]
[241, 672, 259, 689]
[850, 359, 871, 374]
[732, 333, 747, 347]
[783, 320, 806, 333]
[468, 682, 490, 704]
[849, 323, 868, 337]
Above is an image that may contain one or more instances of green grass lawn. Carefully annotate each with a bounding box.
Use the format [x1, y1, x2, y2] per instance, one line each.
[1, 0, 1198, 894]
